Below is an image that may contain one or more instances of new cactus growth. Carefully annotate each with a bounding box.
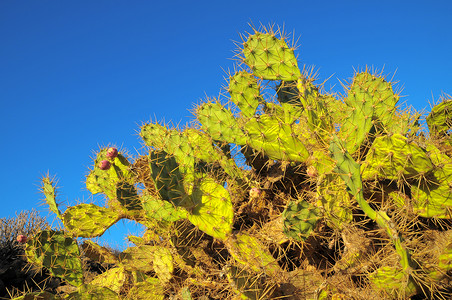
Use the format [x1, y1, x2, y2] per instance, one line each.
[18, 25, 452, 299]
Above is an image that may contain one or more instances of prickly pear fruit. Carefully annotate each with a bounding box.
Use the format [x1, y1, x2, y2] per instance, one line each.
[16, 235, 27, 243]
[98, 160, 111, 170]
[106, 147, 119, 159]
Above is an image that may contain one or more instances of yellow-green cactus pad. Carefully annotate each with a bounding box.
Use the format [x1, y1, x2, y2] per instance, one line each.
[196, 101, 246, 145]
[119, 245, 155, 273]
[41, 177, 62, 219]
[62, 204, 121, 238]
[226, 265, 272, 300]
[142, 193, 188, 222]
[369, 266, 417, 298]
[228, 70, 262, 118]
[225, 233, 281, 277]
[244, 114, 309, 162]
[81, 240, 118, 264]
[426, 98, 452, 135]
[361, 134, 434, 181]
[86, 148, 132, 200]
[126, 278, 164, 300]
[242, 32, 301, 81]
[152, 247, 174, 284]
[188, 177, 233, 240]
[65, 284, 119, 299]
[89, 267, 129, 294]
[317, 174, 353, 229]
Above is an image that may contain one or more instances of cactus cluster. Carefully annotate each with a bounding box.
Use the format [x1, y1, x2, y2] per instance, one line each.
[16, 25, 452, 299]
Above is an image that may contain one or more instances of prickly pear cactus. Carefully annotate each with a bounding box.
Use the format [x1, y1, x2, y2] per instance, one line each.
[17, 25, 452, 299]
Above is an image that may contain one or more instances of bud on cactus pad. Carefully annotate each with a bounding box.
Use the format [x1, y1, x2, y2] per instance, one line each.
[98, 160, 111, 170]
[306, 165, 318, 177]
[106, 147, 118, 159]
[17, 235, 27, 243]
[249, 187, 262, 199]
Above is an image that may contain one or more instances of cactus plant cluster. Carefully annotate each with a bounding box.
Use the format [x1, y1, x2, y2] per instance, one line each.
[16, 25, 452, 299]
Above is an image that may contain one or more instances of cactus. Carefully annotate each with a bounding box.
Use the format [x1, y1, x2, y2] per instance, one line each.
[25, 230, 83, 287]
[427, 98, 452, 136]
[227, 70, 262, 118]
[18, 25, 452, 299]
[282, 199, 320, 241]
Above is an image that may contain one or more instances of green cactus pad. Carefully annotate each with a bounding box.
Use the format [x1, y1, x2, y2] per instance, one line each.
[296, 78, 333, 139]
[141, 192, 188, 222]
[282, 200, 320, 241]
[225, 233, 281, 277]
[329, 136, 363, 197]
[86, 148, 132, 200]
[81, 240, 118, 264]
[41, 177, 62, 219]
[244, 114, 309, 162]
[25, 230, 83, 287]
[11, 291, 57, 300]
[276, 80, 302, 112]
[317, 174, 353, 229]
[426, 98, 452, 135]
[361, 134, 434, 181]
[89, 267, 129, 294]
[242, 32, 301, 81]
[116, 181, 142, 211]
[263, 101, 302, 126]
[340, 72, 399, 153]
[140, 122, 169, 149]
[62, 204, 121, 238]
[149, 150, 188, 206]
[410, 167, 452, 218]
[228, 71, 262, 118]
[196, 101, 246, 145]
[188, 177, 234, 240]
[369, 266, 417, 298]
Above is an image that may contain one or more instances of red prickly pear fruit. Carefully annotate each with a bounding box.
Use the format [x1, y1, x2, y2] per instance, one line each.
[98, 160, 111, 170]
[106, 147, 118, 159]
[306, 165, 318, 177]
[249, 188, 262, 199]
[17, 235, 27, 243]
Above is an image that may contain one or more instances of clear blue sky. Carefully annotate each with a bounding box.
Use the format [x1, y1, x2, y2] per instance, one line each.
[1, 1, 451, 250]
